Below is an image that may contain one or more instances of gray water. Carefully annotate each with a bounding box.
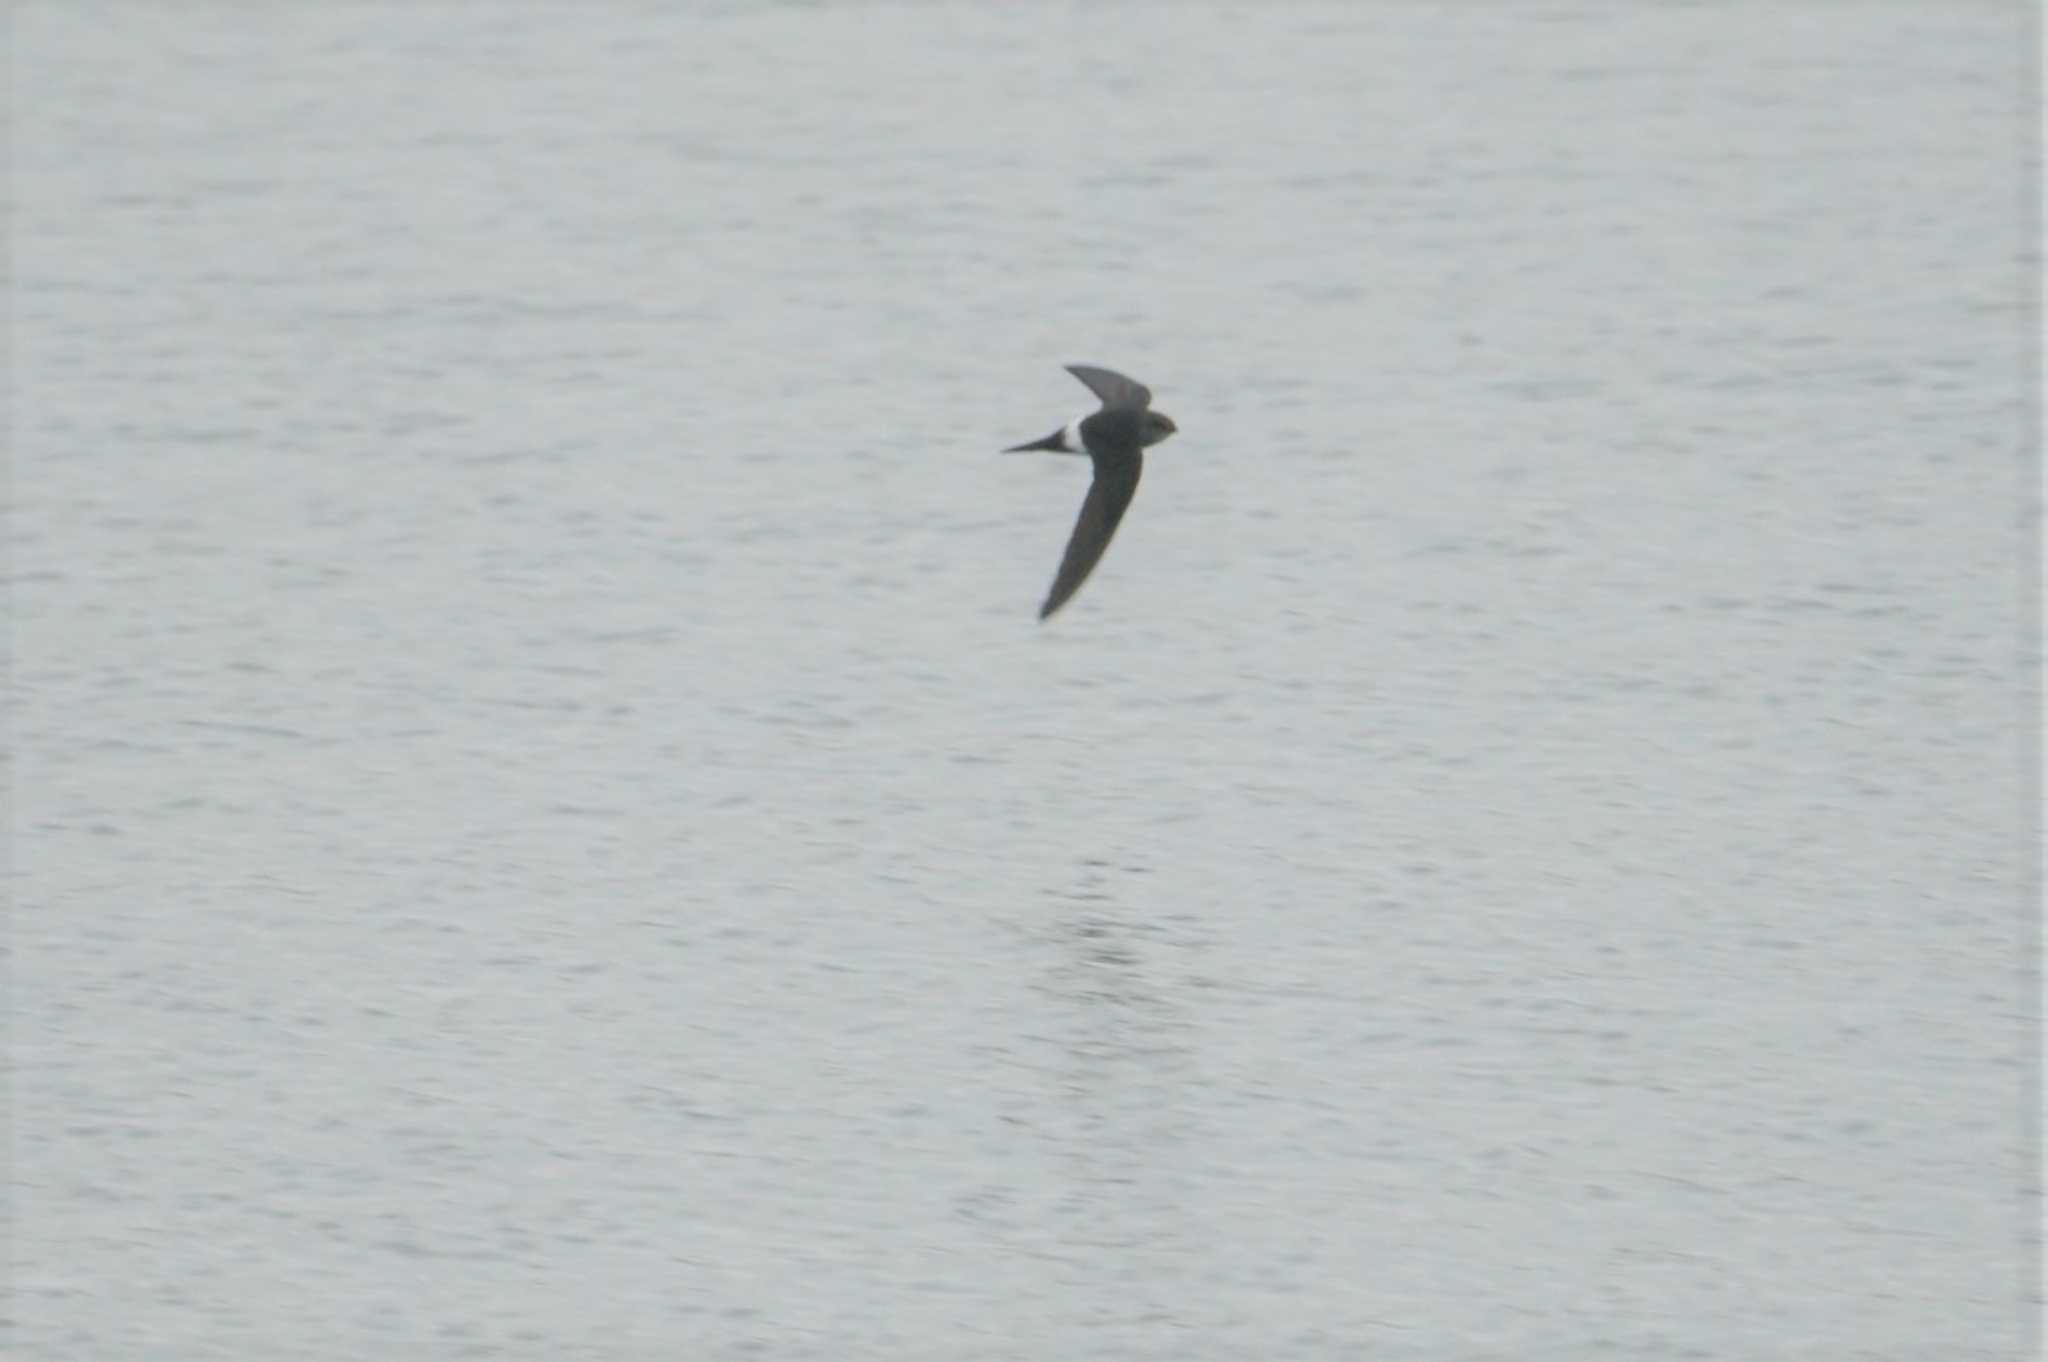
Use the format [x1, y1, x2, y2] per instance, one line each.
[12, 4, 2034, 1358]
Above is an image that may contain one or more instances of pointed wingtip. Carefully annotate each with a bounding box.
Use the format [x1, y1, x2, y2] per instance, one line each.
[1063, 363, 1150, 411]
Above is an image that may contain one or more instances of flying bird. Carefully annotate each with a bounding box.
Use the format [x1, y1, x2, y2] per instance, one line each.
[1004, 364, 1177, 620]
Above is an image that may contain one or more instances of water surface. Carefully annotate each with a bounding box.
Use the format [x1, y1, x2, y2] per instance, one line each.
[13, 4, 2031, 1358]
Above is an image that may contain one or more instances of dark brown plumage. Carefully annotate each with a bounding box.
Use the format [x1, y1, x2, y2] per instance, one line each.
[1002, 365, 1177, 621]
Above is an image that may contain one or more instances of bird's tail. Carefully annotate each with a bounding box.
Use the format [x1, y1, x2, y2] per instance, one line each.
[1003, 429, 1068, 453]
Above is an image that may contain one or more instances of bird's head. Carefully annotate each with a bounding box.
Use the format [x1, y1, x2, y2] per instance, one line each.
[1140, 410, 1178, 447]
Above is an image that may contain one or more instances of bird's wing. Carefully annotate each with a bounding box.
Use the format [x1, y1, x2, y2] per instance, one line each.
[1039, 449, 1143, 620]
[1065, 365, 1152, 412]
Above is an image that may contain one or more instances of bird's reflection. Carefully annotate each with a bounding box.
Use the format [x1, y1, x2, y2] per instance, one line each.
[1025, 852, 1203, 1291]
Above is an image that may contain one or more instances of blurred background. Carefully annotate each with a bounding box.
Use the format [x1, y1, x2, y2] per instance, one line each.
[13, 3, 2033, 1358]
